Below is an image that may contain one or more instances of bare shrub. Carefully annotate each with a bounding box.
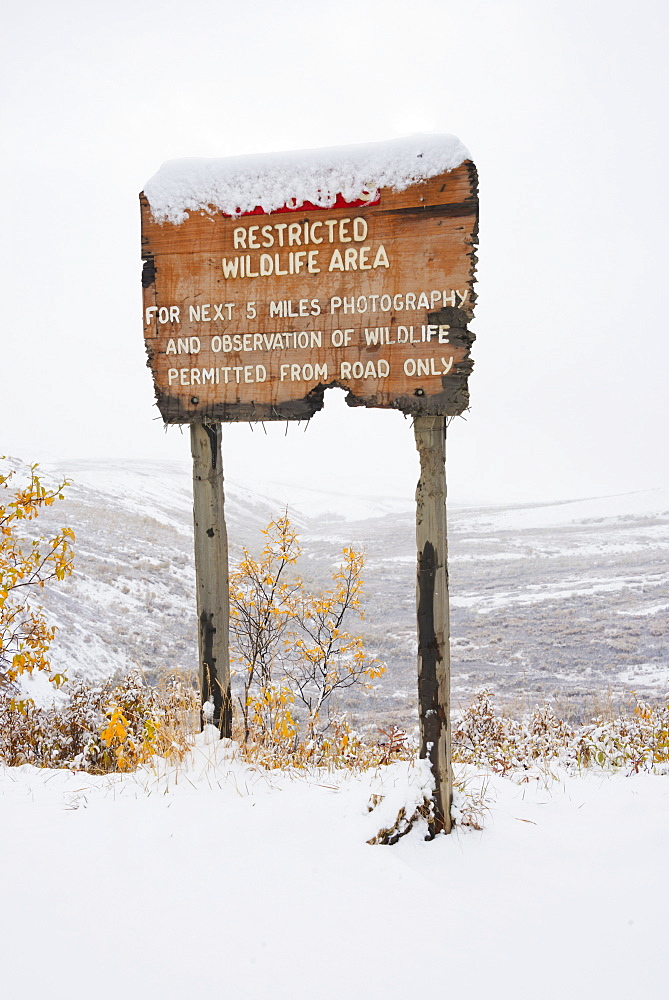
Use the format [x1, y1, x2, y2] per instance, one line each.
[453, 689, 669, 774]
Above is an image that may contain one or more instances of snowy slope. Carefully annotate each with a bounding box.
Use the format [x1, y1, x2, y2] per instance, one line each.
[9, 457, 668, 717]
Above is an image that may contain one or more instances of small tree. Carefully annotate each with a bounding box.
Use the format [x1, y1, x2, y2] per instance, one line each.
[229, 516, 383, 743]
[0, 461, 75, 690]
[229, 514, 302, 740]
[287, 547, 384, 735]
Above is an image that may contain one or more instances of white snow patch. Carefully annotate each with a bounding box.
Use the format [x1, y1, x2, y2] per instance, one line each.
[456, 488, 669, 534]
[144, 134, 469, 224]
[451, 571, 669, 613]
[618, 603, 669, 617]
[0, 757, 666, 999]
[617, 663, 669, 688]
[240, 476, 415, 521]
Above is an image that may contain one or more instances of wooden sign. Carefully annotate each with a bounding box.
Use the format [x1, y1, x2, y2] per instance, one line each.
[140, 139, 476, 834]
[140, 161, 478, 423]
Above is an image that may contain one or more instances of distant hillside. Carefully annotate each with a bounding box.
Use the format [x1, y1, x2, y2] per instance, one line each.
[10, 457, 669, 723]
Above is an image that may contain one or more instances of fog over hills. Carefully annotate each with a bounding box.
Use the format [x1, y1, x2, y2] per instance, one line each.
[13, 457, 669, 724]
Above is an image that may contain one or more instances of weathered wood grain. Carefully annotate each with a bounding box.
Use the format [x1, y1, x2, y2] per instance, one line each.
[191, 422, 231, 736]
[414, 415, 452, 835]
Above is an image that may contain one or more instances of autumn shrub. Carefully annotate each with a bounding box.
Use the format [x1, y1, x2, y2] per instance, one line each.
[0, 460, 74, 689]
[229, 515, 302, 741]
[0, 670, 197, 771]
[230, 515, 384, 747]
[573, 699, 669, 772]
[234, 694, 414, 770]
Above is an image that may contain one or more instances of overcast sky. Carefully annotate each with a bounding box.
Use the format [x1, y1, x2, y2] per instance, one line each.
[2, 0, 667, 505]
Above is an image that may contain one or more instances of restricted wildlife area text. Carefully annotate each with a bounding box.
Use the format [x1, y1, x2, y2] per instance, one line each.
[140, 159, 478, 418]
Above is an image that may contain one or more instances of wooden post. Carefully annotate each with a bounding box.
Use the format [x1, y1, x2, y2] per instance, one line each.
[190, 421, 232, 737]
[414, 415, 452, 835]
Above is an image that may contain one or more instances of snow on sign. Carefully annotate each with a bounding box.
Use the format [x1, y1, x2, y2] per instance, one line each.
[140, 135, 478, 423]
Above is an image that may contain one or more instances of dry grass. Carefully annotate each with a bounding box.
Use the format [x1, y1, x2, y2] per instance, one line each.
[232, 714, 415, 770]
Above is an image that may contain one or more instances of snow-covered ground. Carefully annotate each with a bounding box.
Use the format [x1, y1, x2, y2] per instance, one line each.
[1, 735, 666, 1000]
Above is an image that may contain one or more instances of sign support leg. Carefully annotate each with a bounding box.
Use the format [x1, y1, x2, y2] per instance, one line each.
[190, 421, 232, 737]
[414, 415, 452, 835]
